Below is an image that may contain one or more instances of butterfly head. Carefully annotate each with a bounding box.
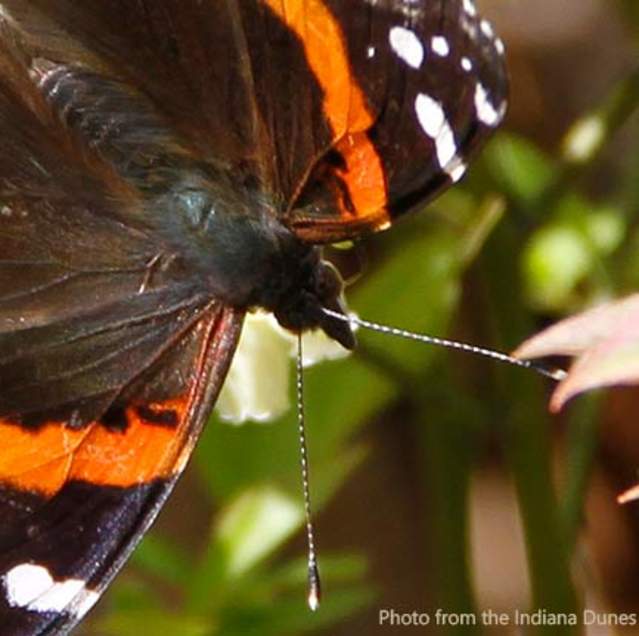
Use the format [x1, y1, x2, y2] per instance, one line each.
[273, 256, 356, 351]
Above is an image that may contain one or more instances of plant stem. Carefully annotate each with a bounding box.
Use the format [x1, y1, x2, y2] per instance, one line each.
[560, 394, 601, 553]
[418, 383, 482, 636]
[481, 221, 578, 635]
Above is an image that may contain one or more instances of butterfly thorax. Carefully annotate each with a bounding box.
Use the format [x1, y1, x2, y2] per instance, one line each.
[207, 207, 355, 348]
[166, 183, 355, 349]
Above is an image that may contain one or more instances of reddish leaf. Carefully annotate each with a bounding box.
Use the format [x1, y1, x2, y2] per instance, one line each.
[515, 294, 639, 505]
[514, 294, 639, 412]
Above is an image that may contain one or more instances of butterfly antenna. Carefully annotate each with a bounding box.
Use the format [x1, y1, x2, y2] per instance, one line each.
[322, 309, 567, 382]
[296, 334, 321, 611]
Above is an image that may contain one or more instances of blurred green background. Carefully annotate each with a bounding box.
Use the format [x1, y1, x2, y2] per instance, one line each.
[81, 1, 639, 634]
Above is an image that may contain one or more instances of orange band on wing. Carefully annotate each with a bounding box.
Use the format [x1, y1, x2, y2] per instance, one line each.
[8, 456, 75, 497]
[0, 419, 89, 496]
[69, 396, 190, 487]
[0, 396, 191, 496]
[265, 0, 389, 228]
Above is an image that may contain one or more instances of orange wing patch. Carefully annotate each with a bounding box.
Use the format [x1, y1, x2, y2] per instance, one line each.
[0, 420, 89, 496]
[69, 396, 190, 488]
[265, 0, 390, 233]
[0, 307, 241, 499]
[0, 396, 192, 497]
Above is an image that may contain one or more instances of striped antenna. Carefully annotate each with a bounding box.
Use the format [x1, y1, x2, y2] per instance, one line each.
[295, 335, 321, 611]
[322, 309, 566, 382]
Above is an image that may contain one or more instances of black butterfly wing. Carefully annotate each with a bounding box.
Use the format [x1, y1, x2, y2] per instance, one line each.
[282, 0, 509, 241]
[0, 11, 222, 425]
[0, 0, 337, 208]
[0, 305, 243, 636]
[1, 0, 506, 246]
[4, 0, 509, 249]
[0, 11, 245, 634]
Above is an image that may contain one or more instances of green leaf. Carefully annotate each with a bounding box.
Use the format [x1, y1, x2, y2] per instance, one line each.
[132, 534, 193, 587]
[523, 224, 593, 311]
[214, 486, 302, 578]
[484, 133, 555, 204]
[93, 610, 212, 636]
[217, 586, 374, 636]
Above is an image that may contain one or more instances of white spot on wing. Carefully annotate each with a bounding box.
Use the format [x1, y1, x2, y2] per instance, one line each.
[415, 93, 458, 169]
[367, 45, 376, 59]
[495, 37, 506, 56]
[463, 0, 477, 17]
[3, 564, 52, 609]
[431, 35, 450, 57]
[474, 82, 506, 127]
[415, 93, 445, 138]
[389, 26, 424, 69]
[480, 19, 495, 39]
[461, 56, 473, 72]
[2, 563, 96, 616]
[446, 158, 468, 183]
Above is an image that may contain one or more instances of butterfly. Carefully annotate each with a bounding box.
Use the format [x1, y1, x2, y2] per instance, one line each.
[0, 0, 507, 633]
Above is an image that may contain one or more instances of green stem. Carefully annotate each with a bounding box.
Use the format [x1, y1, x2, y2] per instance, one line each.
[503, 392, 577, 630]
[531, 68, 639, 219]
[481, 222, 578, 635]
[418, 385, 482, 636]
[560, 394, 601, 553]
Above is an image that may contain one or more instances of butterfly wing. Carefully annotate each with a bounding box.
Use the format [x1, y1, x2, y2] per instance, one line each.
[0, 305, 243, 635]
[0, 11, 245, 633]
[0, 0, 336, 208]
[264, 0, 509, 242]
[1, 0, 506, 245]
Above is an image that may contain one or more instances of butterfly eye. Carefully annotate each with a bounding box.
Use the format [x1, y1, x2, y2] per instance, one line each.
[315, 260, 344, 304]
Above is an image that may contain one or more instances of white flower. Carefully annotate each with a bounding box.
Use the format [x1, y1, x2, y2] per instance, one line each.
[215, 311, 352, 424]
